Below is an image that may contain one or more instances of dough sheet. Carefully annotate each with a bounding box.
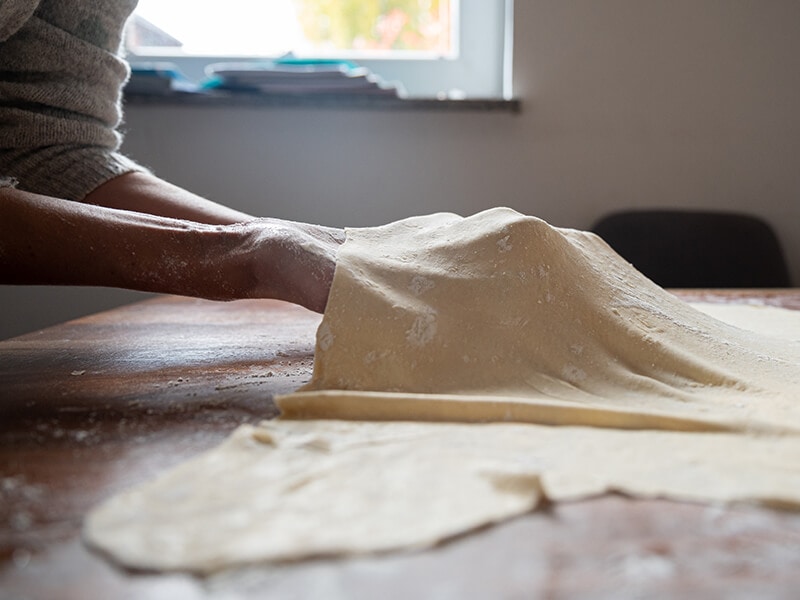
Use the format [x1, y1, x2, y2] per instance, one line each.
[284, 208, 800, 433]
[85, 419, 800, 573]
[84, 208, 800, 573]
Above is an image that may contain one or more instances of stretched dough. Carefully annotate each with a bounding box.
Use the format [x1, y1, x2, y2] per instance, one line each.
[281, 208, 800, 434]
[84, 419, 800, 573]
[84, 422, 545, 572]
[84, 208, 800, 572]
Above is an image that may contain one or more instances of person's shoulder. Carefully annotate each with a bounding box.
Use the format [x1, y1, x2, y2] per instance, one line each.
[0, 0, 41, 42]
[21, 0, 137, 52]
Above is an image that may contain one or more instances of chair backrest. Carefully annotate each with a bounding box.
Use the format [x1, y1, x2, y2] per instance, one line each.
[591, 209, 791, 288]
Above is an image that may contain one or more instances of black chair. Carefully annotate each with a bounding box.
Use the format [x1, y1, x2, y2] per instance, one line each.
[591, 209, 792, 288]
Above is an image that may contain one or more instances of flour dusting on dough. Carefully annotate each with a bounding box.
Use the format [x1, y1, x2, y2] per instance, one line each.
[317, 322, 334, 352]
[409, 275, 435, 296]
[497, 235, 513, 253]
[406, 310, 437, 346]
[561, 364, 588, 384]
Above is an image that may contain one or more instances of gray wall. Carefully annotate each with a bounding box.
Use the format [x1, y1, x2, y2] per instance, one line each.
[3, 0, 799, 340]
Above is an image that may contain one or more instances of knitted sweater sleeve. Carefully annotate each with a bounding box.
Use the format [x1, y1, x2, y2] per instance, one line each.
[0, 0, 146, 200]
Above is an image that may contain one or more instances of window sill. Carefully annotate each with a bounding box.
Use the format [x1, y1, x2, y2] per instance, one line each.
[123, 90, 521, 113]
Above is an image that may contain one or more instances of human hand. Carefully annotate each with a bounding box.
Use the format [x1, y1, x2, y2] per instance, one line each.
[238, 219, 346, 313]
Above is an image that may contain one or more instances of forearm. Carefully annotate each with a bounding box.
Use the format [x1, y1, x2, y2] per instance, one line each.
[84, 171, 253, 225]
[1, 187, 344, 311]
[1, 187, 253, 300]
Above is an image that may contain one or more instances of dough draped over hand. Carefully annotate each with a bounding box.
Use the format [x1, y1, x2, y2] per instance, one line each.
[282, 208, 800, 434]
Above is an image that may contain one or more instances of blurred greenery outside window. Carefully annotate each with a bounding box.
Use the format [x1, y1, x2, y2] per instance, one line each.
[126, 0, 513, 99]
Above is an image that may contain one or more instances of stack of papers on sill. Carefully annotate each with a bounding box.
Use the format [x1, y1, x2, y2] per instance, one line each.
[203, 59, 406, 98]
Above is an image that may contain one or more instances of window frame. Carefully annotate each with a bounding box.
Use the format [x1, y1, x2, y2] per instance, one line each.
[125, 0, 513, 100]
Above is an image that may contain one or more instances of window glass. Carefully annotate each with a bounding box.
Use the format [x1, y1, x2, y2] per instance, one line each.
[125, 0, 510, 99]
[128, 0, 455, 58]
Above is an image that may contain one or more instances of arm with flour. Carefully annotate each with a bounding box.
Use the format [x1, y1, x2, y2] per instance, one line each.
[0, 185, 343, 312]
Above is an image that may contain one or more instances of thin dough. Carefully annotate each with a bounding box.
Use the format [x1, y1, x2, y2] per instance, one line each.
[281, 208, 800, 433]
[84, 208, 800, 572]
[84, 419, 800, 573]
[85, 422, 545, 572]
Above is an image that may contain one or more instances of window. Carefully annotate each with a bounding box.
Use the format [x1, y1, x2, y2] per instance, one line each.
[125, 0, 513, 99]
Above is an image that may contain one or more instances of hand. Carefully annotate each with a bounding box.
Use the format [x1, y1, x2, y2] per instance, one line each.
[239, 219, 346, 313]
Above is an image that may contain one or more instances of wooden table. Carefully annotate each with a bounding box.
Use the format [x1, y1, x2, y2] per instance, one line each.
[2, 291, 800, 599]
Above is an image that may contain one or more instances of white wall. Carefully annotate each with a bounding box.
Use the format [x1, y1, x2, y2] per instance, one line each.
[3, 0, 799, 339]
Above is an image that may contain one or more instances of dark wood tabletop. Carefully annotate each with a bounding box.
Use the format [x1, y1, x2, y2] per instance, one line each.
[2, 291, 800, 600]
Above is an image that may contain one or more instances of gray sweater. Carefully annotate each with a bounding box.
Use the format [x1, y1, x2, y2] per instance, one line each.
[0, 0, 144, 200]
